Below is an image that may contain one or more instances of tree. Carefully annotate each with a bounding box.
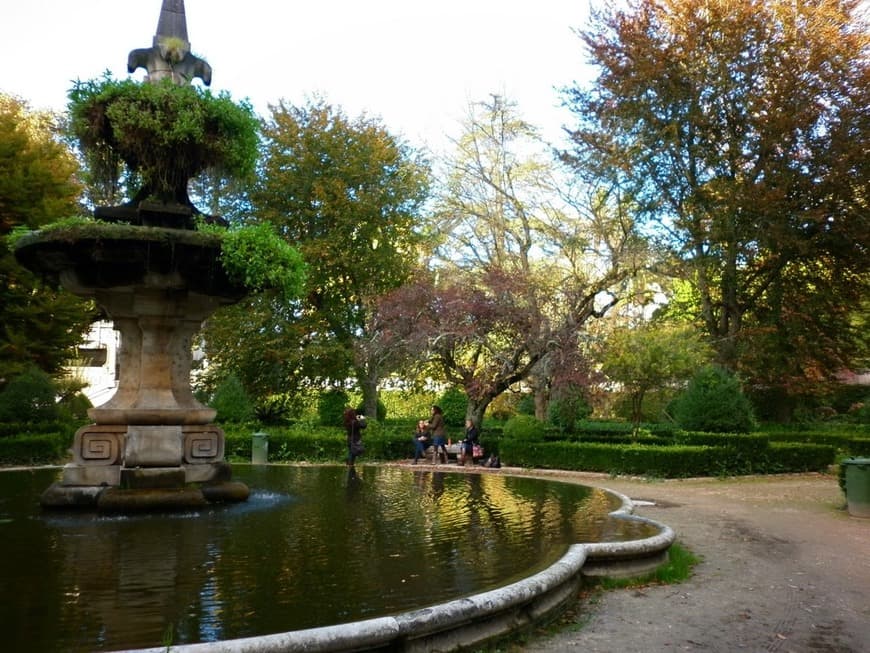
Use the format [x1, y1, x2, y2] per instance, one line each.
[376, 267, 556, 427]
[563, 0, 870, 409]
[599, 322, 712, 429]
[408, 96, 644, 422]
[0, 94, 96, 385]
[204, 99, 430, 415]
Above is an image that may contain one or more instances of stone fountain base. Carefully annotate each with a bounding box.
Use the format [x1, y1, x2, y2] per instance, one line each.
[42, 422, 250, 511]
[15, 223, 253, 513]
[41, 478, 250, 512]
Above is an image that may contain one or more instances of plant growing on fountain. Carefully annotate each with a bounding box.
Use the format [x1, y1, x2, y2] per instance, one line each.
[68, 74, 259, 217]
[209, 221, 306, 299]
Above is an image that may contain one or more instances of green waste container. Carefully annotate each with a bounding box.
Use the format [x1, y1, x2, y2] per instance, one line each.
[842, 458, 870, 518]
[252, 431, 269, 465]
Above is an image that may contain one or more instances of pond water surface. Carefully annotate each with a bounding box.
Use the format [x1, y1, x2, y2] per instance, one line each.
[0, 465, 654, 652]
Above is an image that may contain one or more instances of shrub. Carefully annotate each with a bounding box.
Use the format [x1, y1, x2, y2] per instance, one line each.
[503, 414, 546, 441]
[0, 433, 70, 465]
[0, 366, 59, 423]
[378, 390, 437, 420]
[254, 394, 292, 425]
[209, 373, 254, 423]
[850, 398, 870, 424]
[547, 389, 591, 434]
[318, 388, 349, 427]
[516, 394, 536, 415]
[437, 387, 467, 427]
[672, 366, 757, 433]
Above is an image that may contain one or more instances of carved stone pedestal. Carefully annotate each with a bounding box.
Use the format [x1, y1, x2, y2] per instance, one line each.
[17, 227, 251, 512]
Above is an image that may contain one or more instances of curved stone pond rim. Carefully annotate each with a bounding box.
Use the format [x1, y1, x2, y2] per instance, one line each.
[116, 466, 675, 653]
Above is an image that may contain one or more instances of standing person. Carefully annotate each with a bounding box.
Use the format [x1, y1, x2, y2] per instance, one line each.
[343, 407, 366, 466]
[412, 419, 429, 464]
[428, 405, 448, 464]
[459, 418, 479, 466]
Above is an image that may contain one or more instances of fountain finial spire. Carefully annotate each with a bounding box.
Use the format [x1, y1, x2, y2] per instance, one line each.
[155, 0, 189, 43]
[127, 0, 212, 86]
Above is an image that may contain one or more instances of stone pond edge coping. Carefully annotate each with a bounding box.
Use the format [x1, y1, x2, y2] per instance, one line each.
[119, 486, 675, 653]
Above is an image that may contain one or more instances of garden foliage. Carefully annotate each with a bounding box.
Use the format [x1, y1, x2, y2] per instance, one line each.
[672, 366, 757, 433]
[0, 366, 59, 423]
[318, 388, 349, 427]
[209, 373, 254, 423]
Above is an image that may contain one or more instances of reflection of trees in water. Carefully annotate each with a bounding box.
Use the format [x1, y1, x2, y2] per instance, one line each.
[49, 510, 219, 650]
[1, 466, 643, 650]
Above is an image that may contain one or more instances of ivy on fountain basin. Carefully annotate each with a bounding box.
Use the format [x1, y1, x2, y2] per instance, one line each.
[13, 218, 306, 301]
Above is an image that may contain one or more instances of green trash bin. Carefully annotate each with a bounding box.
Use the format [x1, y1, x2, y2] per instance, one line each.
[842, 458, 870, 518]
[252, 431, 269, 465]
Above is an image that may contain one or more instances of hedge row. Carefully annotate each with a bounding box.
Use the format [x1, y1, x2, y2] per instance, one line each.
[0, 421, 81, 439]
[0, 434, 70, 466]
[0, 420, 844, 478]
[223, 422, 498, 463]
[497, 439, 835, 477]
[764, 431, 870, 456]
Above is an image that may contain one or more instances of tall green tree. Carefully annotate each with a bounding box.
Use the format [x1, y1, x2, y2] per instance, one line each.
[599, 322, 712, 429]
[204, 99, 430, 415]
[0, 94, 96, 385]
[563, 0, 870, 410]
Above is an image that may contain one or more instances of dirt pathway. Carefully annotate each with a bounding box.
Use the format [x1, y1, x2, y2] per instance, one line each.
[509, 470, 870, 653]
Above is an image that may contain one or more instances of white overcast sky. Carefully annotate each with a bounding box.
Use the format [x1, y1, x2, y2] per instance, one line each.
[1, 0, 594, 152]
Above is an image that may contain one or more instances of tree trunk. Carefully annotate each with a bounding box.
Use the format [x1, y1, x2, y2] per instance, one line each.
[360, 373, 379, 420]
[534, 389, 549, 421]
[465, 396, 492, 429]
[528, 375, 550, 420]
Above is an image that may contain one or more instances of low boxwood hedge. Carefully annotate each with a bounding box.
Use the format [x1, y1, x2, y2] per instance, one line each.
[496, 437, 835, 478]
[0, 433, 70, 466]
[0, 418, 840, 478]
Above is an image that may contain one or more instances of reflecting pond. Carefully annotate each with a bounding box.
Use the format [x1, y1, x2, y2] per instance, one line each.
[0, 465, 655, 652]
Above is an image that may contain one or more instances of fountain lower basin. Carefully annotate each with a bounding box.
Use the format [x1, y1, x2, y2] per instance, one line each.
[0, 464, 673, 652]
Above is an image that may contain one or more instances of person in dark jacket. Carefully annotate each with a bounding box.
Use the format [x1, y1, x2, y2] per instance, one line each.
[428, 405, 448, 464]
[344, 407, 366, 466]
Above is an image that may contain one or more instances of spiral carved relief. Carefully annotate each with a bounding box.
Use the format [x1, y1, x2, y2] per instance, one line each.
[73, 426, 125, 465]
[183, 426, 224, 463]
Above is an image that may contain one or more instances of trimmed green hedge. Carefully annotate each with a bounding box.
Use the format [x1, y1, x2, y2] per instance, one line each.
[0, 433, 70, 465]
[674, 431, 770, 455]
[764, 430, 870, 455]
[0, 421, 81, 438]
[496, 438, 835, 478]
[0, 417, 842, 478]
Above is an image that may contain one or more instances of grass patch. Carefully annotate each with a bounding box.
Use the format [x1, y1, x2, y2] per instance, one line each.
[597, 541, 699, 589]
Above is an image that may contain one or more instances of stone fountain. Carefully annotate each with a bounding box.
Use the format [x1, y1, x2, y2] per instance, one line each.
[14, 0, 256, 511]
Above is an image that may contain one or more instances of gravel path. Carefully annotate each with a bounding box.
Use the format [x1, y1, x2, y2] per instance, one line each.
[507, 470, 870, 653]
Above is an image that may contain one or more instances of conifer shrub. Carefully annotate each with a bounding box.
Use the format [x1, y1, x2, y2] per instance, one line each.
[58, 392, 92, 421]
[318, 388, 349, 426]
[672, 365, 757, 433]
[516, 394, 536, 415]
[209, 373, 254, 423]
